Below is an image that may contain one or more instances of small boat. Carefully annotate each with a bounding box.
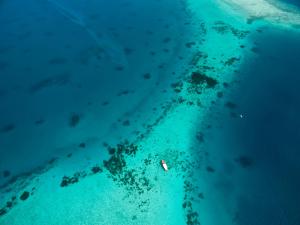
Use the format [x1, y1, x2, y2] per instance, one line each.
[161, 160, 168, 171]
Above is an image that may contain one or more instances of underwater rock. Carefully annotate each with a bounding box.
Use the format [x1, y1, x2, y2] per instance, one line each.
[0, 124, 15, 133]
[20, 191, 30, 201]
[35, 119, 45, 125]
[143, 73, 151, 80]
[122, 120, 130, 126]
[69, 113, 81, 127]
[235, 156, 254, 168]
[206, 166, 215, 173]
[79, 142, 86, 148]
[3, 170, 11, 178]
[102, 101, 110, 106]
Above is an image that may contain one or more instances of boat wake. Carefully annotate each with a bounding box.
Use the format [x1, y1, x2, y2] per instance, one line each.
[46, 0, 128, 67]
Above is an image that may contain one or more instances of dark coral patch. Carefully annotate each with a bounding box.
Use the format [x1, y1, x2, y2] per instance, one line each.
[104, 154, 126, 176]
[60, 174, 79, 187]
[79, 142, 86, 148]
[162, 37, 171, 43]
[115, 65, 124, 71]
[122, 120, 130, 126]
[217, 91, 223, 98]
[29, 74, 70, 93]
[235, 156, 254, 168]
[190, 71, 218, 88]
[206, 166, 215, 173]
[0, 124, 15, 133]
[3, 170, 10, 178]
[198, 193, 204, 199]
[196, 132, 204, 143]
[124, 47, 134, 55]
[91, 166, 103, 174]
[69, 113, 81, 127]
[185, 42, 196, 48]
[103, 141, 138, 175]
[171, 81, 183, 93]
[6, 201, 13, 208]
[20, 191, 30, 201]
[102, 101, 110, 106]
[251, 47, 260, 54]
[0, 208, 7, 216]
[225, 101, 237, 109]
[224, 57, 240, 66]
[143, 73, 151, 80]
[35, 119, 45, 125]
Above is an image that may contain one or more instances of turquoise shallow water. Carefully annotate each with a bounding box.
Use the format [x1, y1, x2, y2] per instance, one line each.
[1, 0, 300, 224]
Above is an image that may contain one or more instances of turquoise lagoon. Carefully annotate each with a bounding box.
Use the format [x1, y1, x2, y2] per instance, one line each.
[1, 0, 300, 224]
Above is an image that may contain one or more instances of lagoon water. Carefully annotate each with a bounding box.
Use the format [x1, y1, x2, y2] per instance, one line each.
[1, 0, 300, 224]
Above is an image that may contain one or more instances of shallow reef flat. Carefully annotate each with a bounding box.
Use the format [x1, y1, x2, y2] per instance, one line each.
[217, 0, 300, 27]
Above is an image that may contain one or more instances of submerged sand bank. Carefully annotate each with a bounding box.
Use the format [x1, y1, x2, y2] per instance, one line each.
[218, 0, 300, 26]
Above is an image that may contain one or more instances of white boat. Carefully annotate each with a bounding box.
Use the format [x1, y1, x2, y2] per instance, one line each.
[161, 160, 168, 171]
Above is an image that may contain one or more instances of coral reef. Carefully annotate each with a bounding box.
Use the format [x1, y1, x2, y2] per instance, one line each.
[190, 71, 218, 89]
[19, 191, 30, 201]
[212, 21, 249, 39]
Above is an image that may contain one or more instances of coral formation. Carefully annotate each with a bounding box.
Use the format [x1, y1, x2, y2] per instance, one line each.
[19, 191, 30, 201]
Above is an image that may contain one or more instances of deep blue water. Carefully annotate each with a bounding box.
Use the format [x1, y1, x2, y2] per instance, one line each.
[282, 0, 300, 7]
[214, 28, 300, 224]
